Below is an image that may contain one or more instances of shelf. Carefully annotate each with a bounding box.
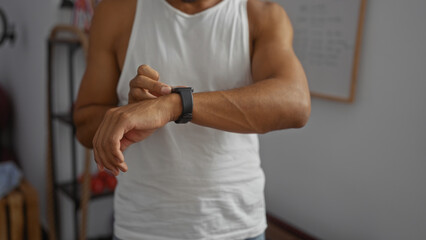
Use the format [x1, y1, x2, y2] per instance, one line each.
[57, 181, 114, 208]
[52, 112, 74, 127]
[48, 25, 96, 240]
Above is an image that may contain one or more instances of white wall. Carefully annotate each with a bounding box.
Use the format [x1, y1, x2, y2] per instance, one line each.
[260, 0, 426, 239]
[0, 0, 112, 239]
[0, 0, 56, 230]
[1, 0, 426, 240]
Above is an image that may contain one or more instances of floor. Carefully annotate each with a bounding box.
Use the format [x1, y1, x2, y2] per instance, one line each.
[265, 221, 303, 240]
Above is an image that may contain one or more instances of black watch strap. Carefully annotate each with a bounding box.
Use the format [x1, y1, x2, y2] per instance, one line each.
[171, 87, 194, 124]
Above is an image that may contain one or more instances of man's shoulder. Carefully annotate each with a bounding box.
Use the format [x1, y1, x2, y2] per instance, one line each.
[95, 0, 136, 13]
[247, 0, 292, 37]
[91, 0, 136, 37]
[247, 0, 283, 12]
[247, 0, 287, 20]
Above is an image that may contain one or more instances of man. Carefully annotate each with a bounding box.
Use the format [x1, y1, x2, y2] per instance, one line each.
[74, 0, 310, 239]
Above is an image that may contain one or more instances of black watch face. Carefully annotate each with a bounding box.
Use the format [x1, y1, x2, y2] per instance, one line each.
[173, 88, 193, 124]
[172, 87, 193, 93]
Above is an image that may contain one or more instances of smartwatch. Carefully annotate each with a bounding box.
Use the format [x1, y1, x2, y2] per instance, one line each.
[171, 87, 194, 124]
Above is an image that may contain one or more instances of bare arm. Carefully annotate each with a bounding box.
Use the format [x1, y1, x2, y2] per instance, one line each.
[73, 0, 134, 148]
[176, 2, 310, 133]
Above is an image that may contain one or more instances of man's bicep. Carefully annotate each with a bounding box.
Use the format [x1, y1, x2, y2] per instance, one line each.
[75, 0, 120, 110]
[251, 3, 306, 85]
[76, 51, 120, 109]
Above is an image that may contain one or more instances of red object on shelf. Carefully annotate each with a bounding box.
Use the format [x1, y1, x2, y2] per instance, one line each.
[105, 174, 117, 190]
[97, 171, 110, 181]
[80, 170, 117, 194]
[90, 176, 104, 195]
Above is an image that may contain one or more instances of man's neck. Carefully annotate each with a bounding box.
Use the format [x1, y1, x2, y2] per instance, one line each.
[165, 0, 223, 15]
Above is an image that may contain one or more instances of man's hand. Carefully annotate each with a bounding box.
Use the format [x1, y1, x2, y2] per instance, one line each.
[93, 65, 177, 176]
[128, 65, 172, 104]
[92, 94, 181, 176]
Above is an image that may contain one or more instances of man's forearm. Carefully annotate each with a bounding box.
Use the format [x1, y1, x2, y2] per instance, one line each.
[73, 105, 114, 148]
[169, 77, 311, 134]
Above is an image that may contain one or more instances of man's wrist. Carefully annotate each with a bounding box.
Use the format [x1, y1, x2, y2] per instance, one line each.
[162, 93, 183, 122]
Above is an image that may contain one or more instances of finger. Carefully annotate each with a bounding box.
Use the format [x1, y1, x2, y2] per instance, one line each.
[112, 142, 125, 165]
[137, 64, 159, 81]
[93, 147, 104, 172]
[130, 75, 171, 96]
[100, 110, 129, 174]
[92, 120, 105, 171]
[95, 110, 111, 172]
[107, 110, 141, 162]
[128, 88, 156, 104]
[116, 157, 128, 172]
[120, 135, 134, 152]
[109, 111, 131, 165]
[97, 110, 120, 175]
[98, 146, 119, 176]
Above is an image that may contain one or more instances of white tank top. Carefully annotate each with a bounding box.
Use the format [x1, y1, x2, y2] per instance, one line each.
[115, 1, 266, 239]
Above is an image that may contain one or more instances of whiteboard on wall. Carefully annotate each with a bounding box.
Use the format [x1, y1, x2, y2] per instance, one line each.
[273, 0, 367, 103]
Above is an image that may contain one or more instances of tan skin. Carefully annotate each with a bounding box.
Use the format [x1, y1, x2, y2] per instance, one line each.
[73, 0, 311, 176]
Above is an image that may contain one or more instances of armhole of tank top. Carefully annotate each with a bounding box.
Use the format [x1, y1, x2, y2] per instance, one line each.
[116, 0, 142, 103]
[241, 0, 253, 83]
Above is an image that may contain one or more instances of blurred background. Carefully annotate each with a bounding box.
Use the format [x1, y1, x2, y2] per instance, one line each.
[0, 0, 425, 239]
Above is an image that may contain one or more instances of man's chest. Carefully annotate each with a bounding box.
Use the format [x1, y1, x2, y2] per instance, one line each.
[113, 7, 256, 72]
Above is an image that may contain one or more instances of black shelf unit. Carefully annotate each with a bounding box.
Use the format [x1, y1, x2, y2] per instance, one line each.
[47, 29, 114, 240]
